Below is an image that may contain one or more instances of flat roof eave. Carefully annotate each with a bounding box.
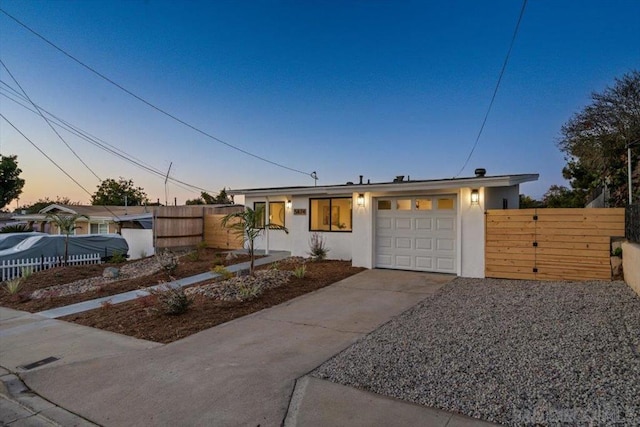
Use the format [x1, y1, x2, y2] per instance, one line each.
[228, 174, 539, 197]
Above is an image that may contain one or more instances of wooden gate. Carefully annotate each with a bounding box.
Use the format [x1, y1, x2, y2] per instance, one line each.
[485, 208, 625, 281]
[203, 214, 244, 250]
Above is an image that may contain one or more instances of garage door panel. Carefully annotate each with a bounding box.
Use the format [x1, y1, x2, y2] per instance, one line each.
[395, 237, 412, 249]
[436, 238, 455, 251]
[416, 257, 433, 269]
[395, 218, 412, 230]
[395, 255, 412, 267]
[375, 195, 457, 274]
[415, 238, 433, 250]
[436, 217, 454, 231]
[416, 218, 433, 230]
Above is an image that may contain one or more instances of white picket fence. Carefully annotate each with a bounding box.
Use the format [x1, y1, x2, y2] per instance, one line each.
[0, 253, 102, 282]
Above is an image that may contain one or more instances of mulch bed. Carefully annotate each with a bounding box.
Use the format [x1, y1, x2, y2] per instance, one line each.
[63, 260, 364, 344]
[0, 248, 251, 313]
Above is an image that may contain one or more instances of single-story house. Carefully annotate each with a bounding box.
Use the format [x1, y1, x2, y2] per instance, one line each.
[228, 171, 539, 278]
[15, 204, 152, 235]
[14, 204, 154, 259]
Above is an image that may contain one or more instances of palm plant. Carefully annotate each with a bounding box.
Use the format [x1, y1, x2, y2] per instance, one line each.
[221, 205, 287, 276]
[45, 213, 88, 266]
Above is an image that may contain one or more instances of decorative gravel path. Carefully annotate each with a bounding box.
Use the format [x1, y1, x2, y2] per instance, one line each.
[312, 278, 640, 426]
[30, 257, 163, 299]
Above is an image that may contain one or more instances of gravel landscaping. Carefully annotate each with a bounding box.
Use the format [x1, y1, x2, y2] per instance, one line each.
[312, 278, 640, 426]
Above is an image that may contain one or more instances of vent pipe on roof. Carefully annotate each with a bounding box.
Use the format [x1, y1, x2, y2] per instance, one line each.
[475, 168, 487, 177]
[359, 175, 363, 185]
[393, 175, 405, 183]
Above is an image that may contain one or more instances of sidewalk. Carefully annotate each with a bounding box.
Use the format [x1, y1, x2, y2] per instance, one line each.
[1, 268, 497, 426]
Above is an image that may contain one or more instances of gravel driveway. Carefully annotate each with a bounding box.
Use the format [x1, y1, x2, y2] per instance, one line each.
[312, 278, 640, 426]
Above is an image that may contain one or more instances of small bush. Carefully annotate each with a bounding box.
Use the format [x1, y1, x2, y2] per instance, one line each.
[186, 250, 200, 262]
[211, 254, 225, 267]
[236, 282, 263, 301]
[21, 267, 34, 280]
[293, 265, 306, 279]
[4, 278, 23, 295]
[197, 241, 208, 251]
[156, 250, 179, 275]
[212, 265, 233, 280]
[612, 247, 622, 257]
[110, 251, 127, 264]
[308, 233, 329, 260]
[270, 261, 280, 271]
[148, 285, 193, 315]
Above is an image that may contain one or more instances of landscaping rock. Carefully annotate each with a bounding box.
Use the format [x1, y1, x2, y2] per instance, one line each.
[102, 267, 120, 279]
[225, 252, 238, 261]
[611, 255, 623, 279]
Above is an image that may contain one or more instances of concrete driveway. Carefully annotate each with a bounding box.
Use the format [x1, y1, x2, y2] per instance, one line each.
[0, 269, 489, 426]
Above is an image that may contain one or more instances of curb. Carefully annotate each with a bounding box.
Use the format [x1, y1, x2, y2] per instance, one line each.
[0, 369, 98, 426]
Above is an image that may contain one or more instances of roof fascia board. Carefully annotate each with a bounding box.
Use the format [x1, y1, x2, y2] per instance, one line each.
[39, 204, 78, 214]
[231, 174, 539, 197]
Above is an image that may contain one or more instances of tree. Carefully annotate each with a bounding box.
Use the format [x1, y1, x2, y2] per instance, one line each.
[91, 177, 147, 206]
[542, 185, 586, 208]
[519, 194, 544, 209]
[185, 189, 233, 205]
[0, 155, 25, 210]
[45, 213, 87, 266]
[557, 70, 640, 206]
[221, 205, 287, 276]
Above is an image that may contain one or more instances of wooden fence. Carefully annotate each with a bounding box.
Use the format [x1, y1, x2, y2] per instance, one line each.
[203, 215, 244, 250]
[154, 205, 244, 249]
[485, 208, 625, 281]
[1, 253, 102, 281]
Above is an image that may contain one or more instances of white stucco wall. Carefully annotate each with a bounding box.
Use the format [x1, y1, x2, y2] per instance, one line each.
[484, 185, 520, 209]
[458, 187, 486, 278]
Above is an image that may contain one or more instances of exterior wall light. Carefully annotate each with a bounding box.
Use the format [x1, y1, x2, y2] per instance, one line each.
[286, 200, 292, 210]
[471, 189, 480, 205]
[357, 194, 365, 207]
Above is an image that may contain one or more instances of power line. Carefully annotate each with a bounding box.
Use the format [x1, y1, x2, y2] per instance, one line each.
[0, 113, 95, 197]
[0, 82, 216, 194]
[453, 0, 528, 178]
[0, 7, 316, 179]
[0, 58, 102, 181]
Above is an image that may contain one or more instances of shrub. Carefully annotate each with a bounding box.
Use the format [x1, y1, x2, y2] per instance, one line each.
[148, 285, 193, 315]
[270, 261, 280, 271]
[156, 250, 179, 275]
[308, 233, 329, 260]
[100, 300, 113, 310]
[612, 247, 622, 257]
[110, 251, 127, 264]
[293, 265, 306, 279]
[21, 267, 34, 280]
[186, 250, 200, 262]
[4, 278, 23, 295]
[211, 253, 224, 267]
[0, 224, 33, 233]
[236, 282, 263, 301]
[212, 265, 233, 280]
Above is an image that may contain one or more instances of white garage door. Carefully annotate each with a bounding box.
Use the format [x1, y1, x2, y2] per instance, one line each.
[375, 196, 457, 273]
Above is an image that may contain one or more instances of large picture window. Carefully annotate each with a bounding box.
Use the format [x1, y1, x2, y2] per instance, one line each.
[309, 198, 352, 232]
[254, 201, 286, 228]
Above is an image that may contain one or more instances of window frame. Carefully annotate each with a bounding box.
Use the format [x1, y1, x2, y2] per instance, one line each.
[309, 197, 353, 232]
[90, 222, 109, 234]
[253, 201, 286, 229]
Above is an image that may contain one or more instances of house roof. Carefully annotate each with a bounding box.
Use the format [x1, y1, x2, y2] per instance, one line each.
[228, 173, 539, 197]
[14, 204, 151, 222]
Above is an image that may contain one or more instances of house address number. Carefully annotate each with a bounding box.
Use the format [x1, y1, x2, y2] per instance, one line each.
[293, 209, 307, 215]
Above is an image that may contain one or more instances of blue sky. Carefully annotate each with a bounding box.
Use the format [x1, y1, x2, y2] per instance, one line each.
[1, 0, 638, 206]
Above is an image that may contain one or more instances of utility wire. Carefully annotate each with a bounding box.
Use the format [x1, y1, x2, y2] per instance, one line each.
[453, 0, 528, 177]
[1, 113, 95, 197]
[0, 82, 215, 194]
[0, 7, 315, 179]
[0, 58, 102, 181]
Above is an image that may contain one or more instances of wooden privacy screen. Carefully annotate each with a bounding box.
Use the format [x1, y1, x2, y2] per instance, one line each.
[155, 206, 205, 249]
[485, 208, 625, 281]
[203, 214, 244, 250]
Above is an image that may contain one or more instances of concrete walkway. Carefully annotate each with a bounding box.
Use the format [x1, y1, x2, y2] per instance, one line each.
[0, 269, 497, 426]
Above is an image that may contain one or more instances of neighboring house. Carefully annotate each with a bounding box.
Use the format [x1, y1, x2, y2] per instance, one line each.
[228, 171, 539, 278]
[14, 204, 154, 259]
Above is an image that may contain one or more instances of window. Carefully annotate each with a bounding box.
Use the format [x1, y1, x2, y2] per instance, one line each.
[90, 223, 108, 234]
[437, 198, 454, 210]
[310, 198, 352, 231]
[253, 201, 286, 228]
[396, 199, 411, 210]
[416, 199, 432, 210]
[377, 200, 392, 210]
